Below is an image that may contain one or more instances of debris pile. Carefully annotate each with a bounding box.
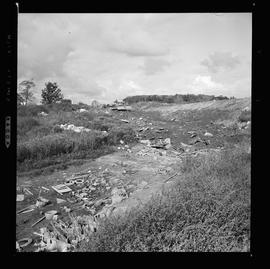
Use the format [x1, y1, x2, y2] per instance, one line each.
[238, 121, 251, 130]
[38, 112, 48, 116]
[78, 108, 87, 113]
[59, 124, 91, 133]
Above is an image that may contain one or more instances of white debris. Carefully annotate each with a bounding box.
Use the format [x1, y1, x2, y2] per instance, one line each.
[38, 112, 48, 116]
[164, 138, 171, 149]
[56, 198, 66, 204]
[59, 124, 91, 133]
[204, 132, 213, 137]
[140, 140, 151, 146]
[17, 194, 24, 202]
[243, 106, 250, 111]
[78, 108, 87, 113]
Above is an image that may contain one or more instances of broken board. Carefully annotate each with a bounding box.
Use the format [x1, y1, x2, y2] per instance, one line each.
[51, 184, 72, 195]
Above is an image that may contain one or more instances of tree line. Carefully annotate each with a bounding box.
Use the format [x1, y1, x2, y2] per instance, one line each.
[123, 93, 233, 104]
[17, 79, 64, 106]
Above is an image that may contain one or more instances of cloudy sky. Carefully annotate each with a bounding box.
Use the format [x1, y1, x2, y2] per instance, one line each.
[18, 13, 252, 104]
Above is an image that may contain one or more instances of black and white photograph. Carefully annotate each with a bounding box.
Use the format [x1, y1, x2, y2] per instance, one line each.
[15, 11, 251, 252]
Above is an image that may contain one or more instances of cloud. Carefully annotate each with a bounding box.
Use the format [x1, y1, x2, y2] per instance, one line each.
[188, 75, 226, 95]
[140, 58, 171, 75]
[18, 14, 74, 80]
[18, 14, 251, 103]
[100, 17, 169, 57]
[201, 52, 241, 73]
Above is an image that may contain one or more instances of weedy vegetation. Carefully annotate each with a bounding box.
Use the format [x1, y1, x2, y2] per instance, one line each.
[17, 105, 137, 175]
[77, 142, 250, 252]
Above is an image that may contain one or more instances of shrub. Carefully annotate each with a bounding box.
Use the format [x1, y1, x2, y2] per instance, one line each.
[17, 116, 40, 137]
[17, 105, 49, 117]
[107, 125, 137, 145]
[238, 110, 251, 123]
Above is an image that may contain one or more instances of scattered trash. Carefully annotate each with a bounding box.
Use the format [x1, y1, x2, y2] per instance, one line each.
[16, 194, 24, 202]
[242, 106, 250, 111]
[56, 198, 66, 204]
[164, 138, 171, 149]
[188, 137, 202, 145]
[204, 132, 213, 137]
[22, 208, 35, 214]
[17, 204, 36, 215]
[34, 227, 71, 252]
[59, 124, 91, 133]
[52, 184, 72, 195]
[38, 112, 48, 116]
[120, 140, 124, 144]
[74, 178, 84, 185]
[24, 188, 33, 195]
[121, 119, 129, 123]
[36, 197, 50, 208]
[31, 216, 46, 227]
[151, 138, 171, 149]
[140, 140, 151, 146]
[17, 238, 32, 249]
[64, 180, 74, 186]
[45, 210, 58, 220]
[41, 186, 50, 191]
[112, 106, 132, 111]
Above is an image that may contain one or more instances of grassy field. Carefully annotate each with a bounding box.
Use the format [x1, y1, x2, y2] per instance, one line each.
[76, 141, 250, 252]
[17, 105, 137, 175]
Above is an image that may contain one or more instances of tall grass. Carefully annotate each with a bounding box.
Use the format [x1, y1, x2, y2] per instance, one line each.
[77, 145, 250, 252]
[17, 116, 40, 138]
[17, 127, 136, 166]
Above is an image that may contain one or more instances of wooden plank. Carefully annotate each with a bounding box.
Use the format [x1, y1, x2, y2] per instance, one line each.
[51, 186, 63, 195]
[66, 175, 89, 181]
[31, 216, 46, 227]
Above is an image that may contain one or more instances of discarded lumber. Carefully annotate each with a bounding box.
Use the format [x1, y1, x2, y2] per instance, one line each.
[16, 205, 35, 214]
[31, 216, 46, 227]
[24, 188, 33, 195]
[41, 186, 50, 191]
